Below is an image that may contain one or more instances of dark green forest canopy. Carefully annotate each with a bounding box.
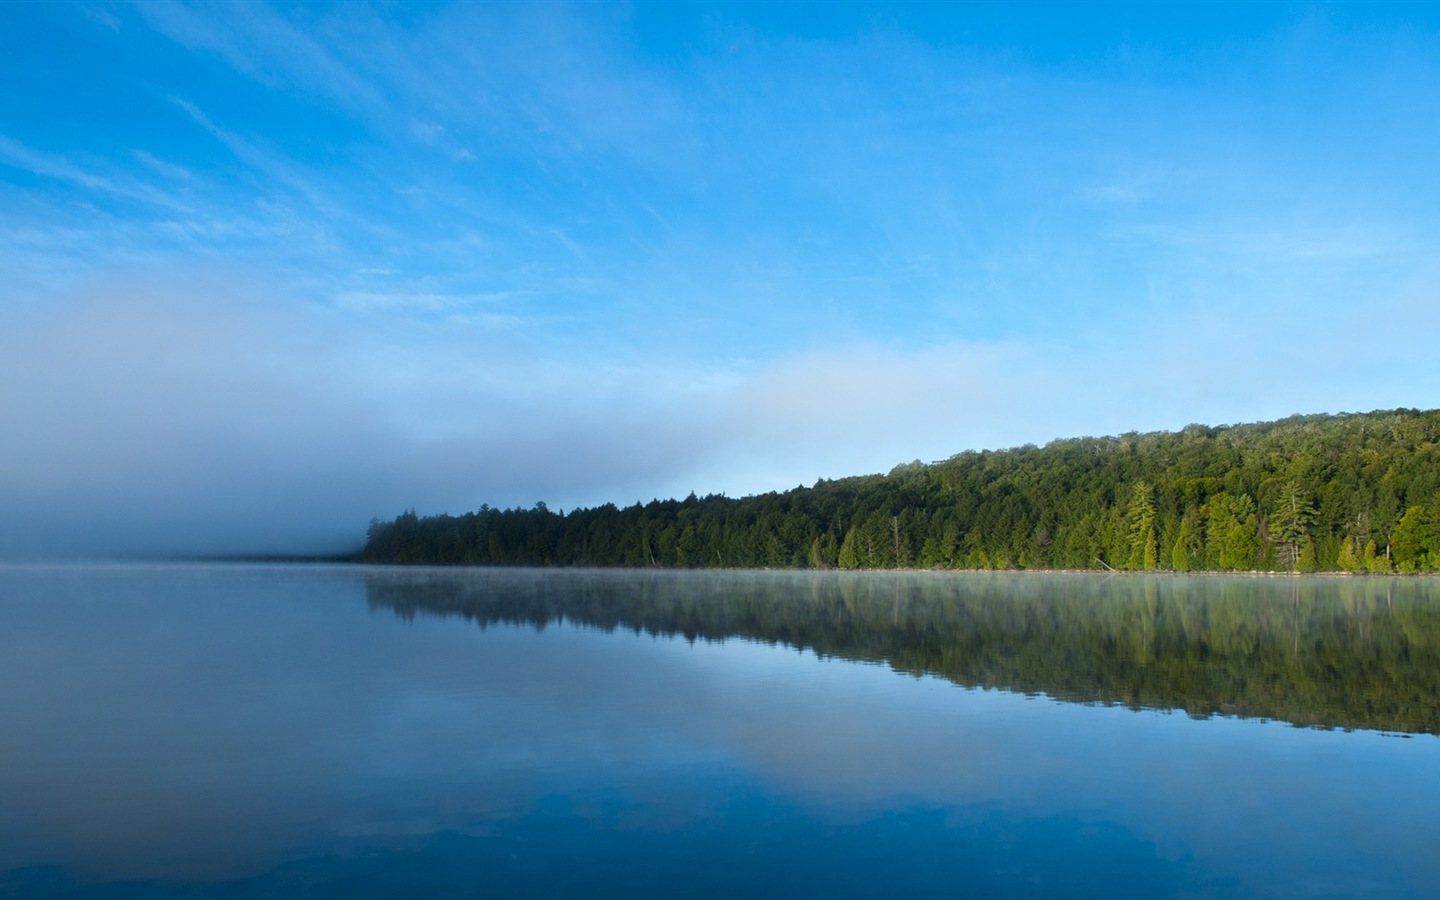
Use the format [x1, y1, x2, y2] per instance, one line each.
[366, 569, 1440, 736]
[362, 408, 1440, 573]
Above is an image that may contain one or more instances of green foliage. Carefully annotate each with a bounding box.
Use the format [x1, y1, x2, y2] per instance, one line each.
[1269, 480, 1316, 572]
[361, 408, 1440, 574]
[1126, 481, 1157, 570]
[1337, 537, 1362, 573]
[1170, 509, 1202, 573]
[1171, 522, 1192, 572]
[1205, 492, 1262, 571]
[1392, 505, 1435, 573]
[837, 527, 860, 570]
[1297, 538, 1319, 573]
[1364, 540, 1392, 574]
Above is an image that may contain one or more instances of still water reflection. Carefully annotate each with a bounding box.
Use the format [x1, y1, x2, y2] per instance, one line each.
[1, 565, 1438, 898]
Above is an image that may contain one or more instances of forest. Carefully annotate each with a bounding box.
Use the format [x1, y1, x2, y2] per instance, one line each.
[360, 408, 1440, 573]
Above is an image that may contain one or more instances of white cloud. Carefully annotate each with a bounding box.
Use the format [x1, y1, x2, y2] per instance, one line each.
[1108, 219, 1411, 264]
[131, 149, 192, 182]
[138, 0, 383, 110]
[332, 290, 530, 314]
[3, 251, 1439, 560]
[0, 135, 188, 212]
[7, 5, 1440, 557]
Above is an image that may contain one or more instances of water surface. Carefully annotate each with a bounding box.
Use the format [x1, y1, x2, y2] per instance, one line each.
[2, 565, 1437, 897]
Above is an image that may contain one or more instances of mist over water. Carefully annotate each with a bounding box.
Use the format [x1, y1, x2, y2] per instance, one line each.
[3, 565, 1438, 897]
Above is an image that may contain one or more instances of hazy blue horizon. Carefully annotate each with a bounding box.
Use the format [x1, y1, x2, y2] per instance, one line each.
[4, 2, 1440, 558]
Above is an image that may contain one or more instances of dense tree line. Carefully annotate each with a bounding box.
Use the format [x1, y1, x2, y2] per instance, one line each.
[366, 568, 1440, 735]
[361, 408, 1440, 573]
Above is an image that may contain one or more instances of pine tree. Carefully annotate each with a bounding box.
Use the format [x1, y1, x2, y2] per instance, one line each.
[808, 536, 828, 569]
[1297, 539, 1318, 573]
[1172, 531, 1191, 572]
[1391, 505, 1433, 573]
[1269, 481, 1315, 573]
[1171, 510, 1201, 573]
[1337, 537, 1361, 572]
[837, 527, 861, 569]
[1127, 481, 1157, 570]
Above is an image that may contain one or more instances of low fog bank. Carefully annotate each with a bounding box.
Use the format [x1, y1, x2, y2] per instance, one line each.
[2, 275, 1437, 560]
[0, 280, 720, 559]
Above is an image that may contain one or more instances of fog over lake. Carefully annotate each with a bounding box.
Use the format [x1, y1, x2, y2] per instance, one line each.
[2, 565, 1437, 897]
[6, 4, 1440, 560]
[9, 7, 1440, 893]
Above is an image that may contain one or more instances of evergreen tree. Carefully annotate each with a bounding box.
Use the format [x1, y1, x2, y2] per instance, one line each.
[1391, 505, 1433, 573]
[1172, 523, 1192, 572]
[361, 409, 1440, 575]
[837, 527, 861, 569]
[1171, 509, 1202, 573]
[1207, 493, 1262, 571]
[1269, 481, 1315, 572]
[1337, 537, 1361, 573]
[1127, 481, 1157, 570]
[1297, 539, 1319, 573]
[808, 536, 828, 569]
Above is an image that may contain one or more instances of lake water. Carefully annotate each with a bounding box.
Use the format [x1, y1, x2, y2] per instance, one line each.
[2, 565, 1439, 898]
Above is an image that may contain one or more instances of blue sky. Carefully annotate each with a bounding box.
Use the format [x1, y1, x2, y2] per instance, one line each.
[3, 2, 1440, 556]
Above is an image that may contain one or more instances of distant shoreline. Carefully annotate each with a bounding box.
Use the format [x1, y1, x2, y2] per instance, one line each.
[352, 561, 1432, 577]
[360, 409, 1440, 575]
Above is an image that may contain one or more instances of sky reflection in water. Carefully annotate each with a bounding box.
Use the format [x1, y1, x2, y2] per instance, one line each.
[1, 565, 1437, 897]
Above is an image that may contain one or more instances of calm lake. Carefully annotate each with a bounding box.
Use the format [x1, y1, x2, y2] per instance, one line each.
[2, 565, 1439, 898]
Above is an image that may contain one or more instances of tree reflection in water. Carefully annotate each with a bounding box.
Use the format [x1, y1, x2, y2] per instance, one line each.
[367, 569, 1440, 736]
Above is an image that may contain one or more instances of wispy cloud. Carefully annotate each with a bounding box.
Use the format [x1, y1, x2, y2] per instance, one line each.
[4, 3, 1440, 555]
[5, 262, 1437, 558]
[131, 149, 192, 181]
[167, 97, 344, 220]
[1107, 219, 1412, 264]
[137, 0, 383, 110]
[0, 135, 189, 212]
[333, 290, 533, 315]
